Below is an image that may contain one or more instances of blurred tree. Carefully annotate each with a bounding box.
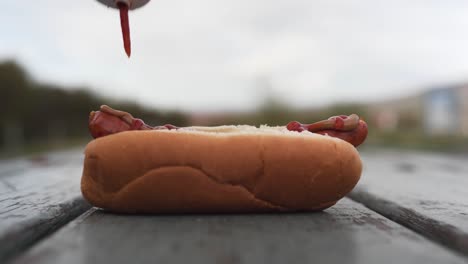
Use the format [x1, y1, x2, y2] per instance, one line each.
[0, 61, 189, 151]
[0, 61, 31, 120]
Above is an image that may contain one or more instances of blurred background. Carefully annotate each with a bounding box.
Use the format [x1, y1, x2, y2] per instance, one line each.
[2, 0, 468, 158]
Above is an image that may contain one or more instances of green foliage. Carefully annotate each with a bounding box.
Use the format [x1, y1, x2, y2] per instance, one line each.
[0, 61, 189, 149]
[367, 130, 468, 153]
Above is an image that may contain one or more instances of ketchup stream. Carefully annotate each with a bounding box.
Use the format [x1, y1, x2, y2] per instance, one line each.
[118, 2, 131, 57]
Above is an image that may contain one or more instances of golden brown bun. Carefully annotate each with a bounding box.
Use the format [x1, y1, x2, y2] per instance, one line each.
[81, 126, 362, 213]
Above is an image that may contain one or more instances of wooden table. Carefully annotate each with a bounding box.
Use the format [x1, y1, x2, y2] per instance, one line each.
[1, 148, 467, 263]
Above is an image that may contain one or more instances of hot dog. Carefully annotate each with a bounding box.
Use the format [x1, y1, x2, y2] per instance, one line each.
[81, 105, 367, 213]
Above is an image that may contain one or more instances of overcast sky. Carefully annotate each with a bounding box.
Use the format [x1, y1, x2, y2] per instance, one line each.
[2, 0, 468, 112]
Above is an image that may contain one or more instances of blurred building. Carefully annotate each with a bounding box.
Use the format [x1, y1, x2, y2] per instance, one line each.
[459, 86, 468, 135]
[367, 94, 422, 132]
[368, 85, 468, 136]
[423, 87, 459, 136]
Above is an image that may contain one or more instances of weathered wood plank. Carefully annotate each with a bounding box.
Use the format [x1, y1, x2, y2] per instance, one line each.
[349, 150, 468, 257]
[0, 149, 91, 263]
[0, 149, 85, 179]
[12, 199, 467, 264]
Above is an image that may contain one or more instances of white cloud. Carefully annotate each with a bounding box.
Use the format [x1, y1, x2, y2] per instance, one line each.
[2, 0, 468, 111]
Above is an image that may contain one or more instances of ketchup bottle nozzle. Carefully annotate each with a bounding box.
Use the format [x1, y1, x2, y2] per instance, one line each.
[96, 0, 151, 10]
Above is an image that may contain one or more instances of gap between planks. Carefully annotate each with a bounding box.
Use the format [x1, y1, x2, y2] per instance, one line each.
[348, 187, 468, 259]
[0, 198, 91, 264]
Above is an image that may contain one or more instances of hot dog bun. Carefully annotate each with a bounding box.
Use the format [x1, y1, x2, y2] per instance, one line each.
[81, 125, 362, 213]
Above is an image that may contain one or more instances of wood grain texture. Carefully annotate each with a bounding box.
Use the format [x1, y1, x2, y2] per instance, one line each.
[349, 150, 468, 257]
[0, 149, 91, 263]
[13, 199, 467, 264]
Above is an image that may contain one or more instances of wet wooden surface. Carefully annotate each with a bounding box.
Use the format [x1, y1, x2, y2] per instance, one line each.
[349, 150, 468, 257]
[0, 149, 91, 263]
[12, 199, 468, 264]
[1, 149, 468, 263]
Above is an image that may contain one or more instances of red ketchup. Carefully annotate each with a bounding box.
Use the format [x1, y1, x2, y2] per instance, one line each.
[286, 115, 368, 147]
[96, 0, 152, 56]
[117, 2, 131, 57]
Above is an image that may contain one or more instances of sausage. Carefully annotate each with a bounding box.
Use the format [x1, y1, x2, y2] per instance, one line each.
[88, 105, 368, 147]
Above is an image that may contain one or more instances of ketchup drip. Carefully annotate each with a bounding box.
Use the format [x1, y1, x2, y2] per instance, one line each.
[333, 116, 345, 130]
[117, 2, 131, 57]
